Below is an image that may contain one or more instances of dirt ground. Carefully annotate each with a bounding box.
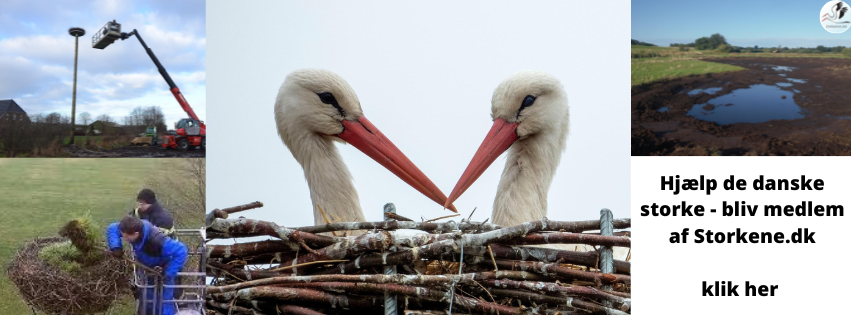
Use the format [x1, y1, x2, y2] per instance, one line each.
[632, 57, 851, 155]
[64, 144, 205, 158]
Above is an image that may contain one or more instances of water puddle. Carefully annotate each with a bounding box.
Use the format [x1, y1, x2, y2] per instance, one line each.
[772, 66, 794, 72]
[779, 73, 786, 77]
[776, 82, 793, 87]
[688, 87, 723, 96]
[786, 78, 807, 83]
[658, 107, 669, 113]
[687, 84, 805, 124]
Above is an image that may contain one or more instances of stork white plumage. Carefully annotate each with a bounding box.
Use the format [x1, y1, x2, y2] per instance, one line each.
[445, 70, 569, 224]
[445, 71, 629, 260]
[275, 69, 456, 227]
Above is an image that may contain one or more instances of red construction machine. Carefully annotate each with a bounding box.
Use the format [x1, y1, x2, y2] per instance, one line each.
[94, 20, 205, 151]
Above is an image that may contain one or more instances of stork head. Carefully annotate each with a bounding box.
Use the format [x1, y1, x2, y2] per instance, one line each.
[445, 71, 569, 208]
[276, 69, 457, 212]
[276, 69, 363, 136]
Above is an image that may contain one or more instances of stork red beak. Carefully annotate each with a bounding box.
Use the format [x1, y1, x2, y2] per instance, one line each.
[444, 118, 519, 208]
[338, 116, 457, 212]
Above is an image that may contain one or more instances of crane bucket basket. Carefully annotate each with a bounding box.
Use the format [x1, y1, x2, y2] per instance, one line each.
[93, 20, 121, 49]
[133, 229, 206, 315]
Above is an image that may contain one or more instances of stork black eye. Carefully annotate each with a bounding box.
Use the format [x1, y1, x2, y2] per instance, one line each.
[317, 92, 346, 117]
[517, 95, 536, 118]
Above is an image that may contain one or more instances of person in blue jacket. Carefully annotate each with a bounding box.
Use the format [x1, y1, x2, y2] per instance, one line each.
[107, 215, 187, 315]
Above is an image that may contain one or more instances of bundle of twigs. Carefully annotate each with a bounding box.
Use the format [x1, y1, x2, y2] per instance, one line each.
[206, 202, 631, 315]
[6, 237, 130, 315]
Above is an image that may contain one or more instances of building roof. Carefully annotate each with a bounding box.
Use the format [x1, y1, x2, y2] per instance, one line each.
[0, 99, 27, 118]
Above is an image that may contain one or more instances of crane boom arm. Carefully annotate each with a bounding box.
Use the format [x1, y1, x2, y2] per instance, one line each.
[122, 29, 205, 128]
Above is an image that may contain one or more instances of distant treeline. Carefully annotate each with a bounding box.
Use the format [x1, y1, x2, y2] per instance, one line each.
[631, 39, 656, 46]
[670, 33, 851, 54]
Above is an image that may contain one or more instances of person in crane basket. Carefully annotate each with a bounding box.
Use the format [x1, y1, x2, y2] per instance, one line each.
[106, 215, 188, 315]
[131, 189, 175, 235]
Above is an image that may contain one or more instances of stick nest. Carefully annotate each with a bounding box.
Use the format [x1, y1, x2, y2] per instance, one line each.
[5, 237, 131, 315]
[205, 203, 633, 315]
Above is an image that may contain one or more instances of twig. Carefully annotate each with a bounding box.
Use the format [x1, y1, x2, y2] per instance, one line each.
[386, 212, 414, 221]
[292, 230, 321, 256]
[487, 245, 498, 271]
[221, 201, 265, 214]
[424, 214, 461, 223]
[269, 260, 349, 272]
[315, 204, 338, 237]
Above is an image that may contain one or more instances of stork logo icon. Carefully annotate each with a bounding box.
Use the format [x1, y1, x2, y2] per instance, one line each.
[821, 1, 851, 33]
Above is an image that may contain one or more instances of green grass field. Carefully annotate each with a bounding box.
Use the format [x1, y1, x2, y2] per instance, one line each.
[631, 45, 851, 86]
[631, 45, 745, 86]
[0, 159, 198, 314]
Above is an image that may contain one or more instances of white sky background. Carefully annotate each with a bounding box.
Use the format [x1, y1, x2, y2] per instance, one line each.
[207, 1, 630, 232]
[0, 0, 205, 125]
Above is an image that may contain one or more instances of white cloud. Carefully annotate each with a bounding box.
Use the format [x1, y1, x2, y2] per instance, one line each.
[93, 0, 123, 17]
[0, 0, 205, 126]
[0, 35, 74, 65]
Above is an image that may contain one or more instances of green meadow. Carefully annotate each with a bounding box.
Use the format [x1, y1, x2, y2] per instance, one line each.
[631, 45, 851, 86]
[631, 45, 744, 86]
[0, 159, 204, 314]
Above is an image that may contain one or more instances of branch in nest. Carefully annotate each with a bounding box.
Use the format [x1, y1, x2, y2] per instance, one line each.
[483, 278, 630, 310]
[278, 230, 392, 275]
[207, 271, 548, 294]
[259, 282, 526, 315]
[286, 218, 630, 235]
[492, 259, 630, 285]
[207, 217, 340, 248]
[502, 232, 631, 248]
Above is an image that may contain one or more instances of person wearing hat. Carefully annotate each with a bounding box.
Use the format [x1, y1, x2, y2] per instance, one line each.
[132, 188, 175, 235]
[106, 215, 188, 315]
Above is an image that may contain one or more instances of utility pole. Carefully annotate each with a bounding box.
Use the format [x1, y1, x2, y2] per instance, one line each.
[68, 27, 85, 144]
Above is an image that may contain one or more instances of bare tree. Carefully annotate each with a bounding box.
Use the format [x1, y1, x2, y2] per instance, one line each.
[96, 114, 112, 123]
[123, 106, 167, 135]
[127, 107, 144, 126]
[143, 106, 167, 132]
[79, 112, 92, 125]
[144, 159, 205, 228]
[45, 112, 62, 124]
[0, 111, 71, 156]
[0, 113, 30, 156]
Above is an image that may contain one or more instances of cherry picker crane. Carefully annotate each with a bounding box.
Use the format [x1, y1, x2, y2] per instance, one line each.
[93, 20, 205, 151]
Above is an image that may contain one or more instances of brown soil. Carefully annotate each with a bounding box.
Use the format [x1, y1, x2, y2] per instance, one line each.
[64, 144, 205, 158]
[632, 57, 851, 155]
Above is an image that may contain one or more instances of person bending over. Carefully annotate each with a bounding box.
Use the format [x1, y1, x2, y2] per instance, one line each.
[107, 215, 187, 315]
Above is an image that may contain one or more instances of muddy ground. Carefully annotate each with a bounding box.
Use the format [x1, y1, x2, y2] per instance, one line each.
[632, 57, 851, 155]
[64, 144, 205, 158]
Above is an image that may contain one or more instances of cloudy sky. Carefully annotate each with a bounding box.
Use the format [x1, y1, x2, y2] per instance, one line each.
[207, 1, 629, 237]
[0, 0, 205, 125]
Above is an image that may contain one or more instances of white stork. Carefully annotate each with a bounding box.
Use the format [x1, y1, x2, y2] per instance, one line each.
[445, 70, 569, 224]
[275, 69, 456, 228]
[823, 1, 849, 23]
[444, 71, 629, 260]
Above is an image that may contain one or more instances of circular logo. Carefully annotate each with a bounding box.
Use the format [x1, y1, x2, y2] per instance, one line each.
[821, 1, 851, 33]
